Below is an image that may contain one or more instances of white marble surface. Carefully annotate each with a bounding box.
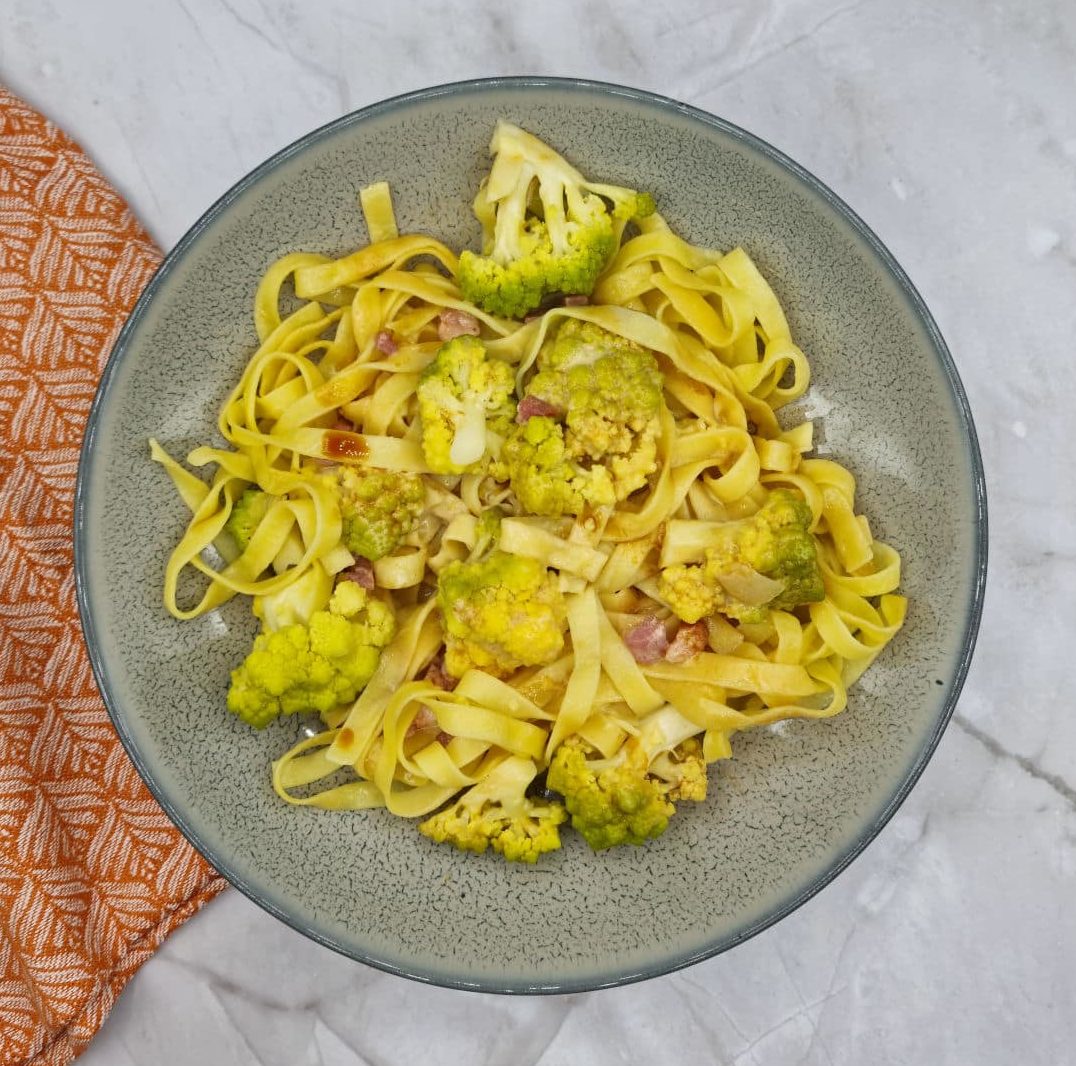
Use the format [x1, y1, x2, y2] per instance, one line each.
[5, 0, 1074, 1062]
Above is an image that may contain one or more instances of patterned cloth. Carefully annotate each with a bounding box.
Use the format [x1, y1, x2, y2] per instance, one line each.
[0, 86, 226, 1065]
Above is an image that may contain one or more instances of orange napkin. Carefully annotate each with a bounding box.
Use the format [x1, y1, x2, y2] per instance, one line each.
[0, 86, 227, 1065]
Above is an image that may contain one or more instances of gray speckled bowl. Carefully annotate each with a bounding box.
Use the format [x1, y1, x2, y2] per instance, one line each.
[75, 78, 986, 992]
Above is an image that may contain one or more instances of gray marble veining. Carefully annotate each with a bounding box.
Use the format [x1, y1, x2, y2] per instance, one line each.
[4, 0, 1074, 1062]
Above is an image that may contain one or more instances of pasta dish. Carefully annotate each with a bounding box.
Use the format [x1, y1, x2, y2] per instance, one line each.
[151, 122, 905, 862]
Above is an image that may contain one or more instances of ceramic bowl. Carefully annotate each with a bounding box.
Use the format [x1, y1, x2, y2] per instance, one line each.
[75, 77, 986, 992]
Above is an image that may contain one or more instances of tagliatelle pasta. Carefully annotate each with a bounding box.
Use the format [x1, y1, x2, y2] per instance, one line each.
[151, 123, 905, 863]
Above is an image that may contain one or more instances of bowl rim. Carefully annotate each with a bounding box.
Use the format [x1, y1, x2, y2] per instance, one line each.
[74, 75, 988, 994]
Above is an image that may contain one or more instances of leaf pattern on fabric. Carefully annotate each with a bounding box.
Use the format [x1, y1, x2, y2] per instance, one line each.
[0, 84, 226, 1066]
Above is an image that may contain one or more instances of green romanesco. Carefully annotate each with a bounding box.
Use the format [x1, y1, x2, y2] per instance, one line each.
[494, 319, 663, 516]
[549, 739, 672, 850]
[225, 487, 270, 552]
[458, 122, 656, 318]
[416, 335, 516, 474]
[659, 489, 825, 624]
[547, 706, 707, 851]
[226, 580, 395, 729]
[419, 755, 567, 863]
[319, 465, 425, 561]
[437, 550, 567, 679]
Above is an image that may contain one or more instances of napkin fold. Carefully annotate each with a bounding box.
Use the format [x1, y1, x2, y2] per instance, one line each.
[0, 86, 226, 1066]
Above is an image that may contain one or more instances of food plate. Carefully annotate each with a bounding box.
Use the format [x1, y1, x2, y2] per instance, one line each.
[75, 77, 986, 992]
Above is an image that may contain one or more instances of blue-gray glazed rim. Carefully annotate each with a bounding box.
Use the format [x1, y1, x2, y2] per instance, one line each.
[75, 77, 987, 994]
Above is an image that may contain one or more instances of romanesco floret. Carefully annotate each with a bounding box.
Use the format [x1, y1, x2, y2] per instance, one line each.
[437, 550, 567, 679]
[533, 319, 662, 488]
[416, 335, 516, 474]
[494, 319, 663, 516]
[547, 706, 707, 851]
[226, 580, 395, 728]
[319, 465, 425, 561]
[495, 415, 617, 517]
[548, 739, 672, 850]
[458, 122, 656, 318]
[419, 755, 567, 863]
[659, 489, 825, 624]
[225, 487, 270, 552]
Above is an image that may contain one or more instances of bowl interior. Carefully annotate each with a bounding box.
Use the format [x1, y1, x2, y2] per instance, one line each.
[78, 80, 983, 991]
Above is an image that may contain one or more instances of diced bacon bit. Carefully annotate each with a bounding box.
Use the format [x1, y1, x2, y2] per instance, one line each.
[562, 294, 589, 306]
[624, 615, 669, 664]
[423, 654, 458, 691]
[516, 394, 562, 423]
[665, 621, 709, 664]
[437, 309, 481, 341]
[338, 557, 375, 590]
[375, 330, 398, 355]
[406, 705, 438, 738]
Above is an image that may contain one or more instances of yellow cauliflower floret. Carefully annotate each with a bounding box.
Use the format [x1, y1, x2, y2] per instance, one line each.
[498, 319, 663, 516]
[419, 756, 566, 863]
[650, 738, 708, 803]
[416, 335, 516, 474]
[436, 550, 567, 679]
[657, 564, 722, 626]
[493, 415, 616, 517]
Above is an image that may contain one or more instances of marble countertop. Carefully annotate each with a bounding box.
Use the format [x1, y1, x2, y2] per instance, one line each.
[5, 0, 1074, 1063]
